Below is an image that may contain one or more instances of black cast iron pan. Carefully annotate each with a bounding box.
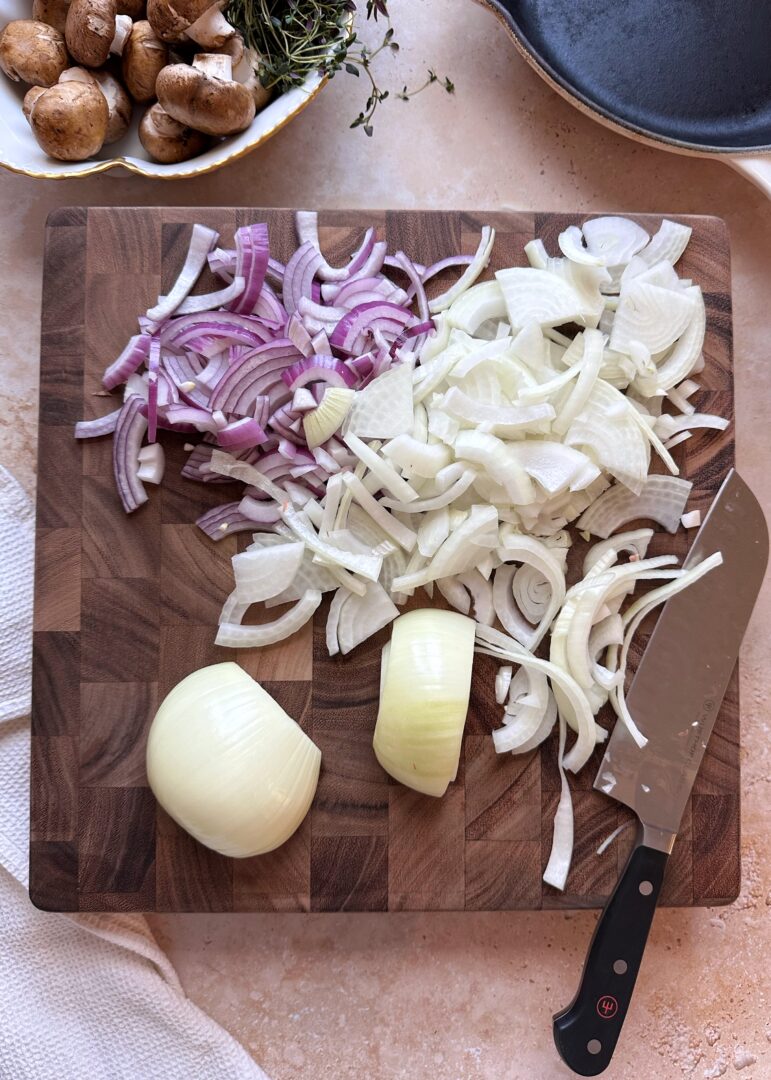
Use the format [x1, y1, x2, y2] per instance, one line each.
[480, 0, 771, 195]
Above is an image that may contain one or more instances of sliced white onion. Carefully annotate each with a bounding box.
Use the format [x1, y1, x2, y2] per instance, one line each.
[429, 226, 496, 314]
[576, 476, 693, 537]
[335, 581, 400, 655]
[347, 362, 415, 439]
[582, 216, 649, 268]
[495, 267, 587, 330]
[216, 589, 322, 648]
[231, 541, 305, 604]
[610, 281, 696, 356]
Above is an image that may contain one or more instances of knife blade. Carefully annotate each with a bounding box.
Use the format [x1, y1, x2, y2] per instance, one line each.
[553, 469, 768, 1077]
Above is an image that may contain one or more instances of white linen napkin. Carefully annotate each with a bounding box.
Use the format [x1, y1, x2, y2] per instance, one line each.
[0, 465, 268, 1080]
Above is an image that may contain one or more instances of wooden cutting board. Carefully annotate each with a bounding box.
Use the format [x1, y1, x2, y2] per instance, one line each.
[30, 207, 737, 913]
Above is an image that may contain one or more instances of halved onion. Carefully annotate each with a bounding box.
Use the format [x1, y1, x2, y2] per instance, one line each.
[146, 663, 320, 857]
[373, 609, 475, 797]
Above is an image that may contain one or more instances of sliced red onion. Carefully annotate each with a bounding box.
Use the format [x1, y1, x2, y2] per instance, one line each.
[217, 417, 268, 452]
[416, 254, 474, 292]
[269, 403, 305, 444]
[75, 409, 122, 438]
[283, 241, 324, 316]
[330, 301, 415, 355]
[162, 404, 220, 433]
[331, 276, 406, 309]
[208, 246, 236, 280]
[385, 253, 426, 275]
[196, 501, 261, 540]
[239, 495, 282, 524]
[291, 387, 317, 412]
[195, 353, 229, 391]
[311, 330, 331, 355]
[227, 223, 269, 316]
[346, 351, 376, 380]
[295, 212, 377, 282]
[146, 223, 218, 325]
[393, 251, 429, 322]
[298, 296, 347, 329]
[287, 313, 314, 356]
[253, 396, 270, 426]
[102, 334, 151, 391]
[389, 318, 436, 358]
[209, 340, 301, 414]
[344, 241, 387, 285]
[282, 355, 358, 391]
[156, 369, 180, 407]
[159, 312, 274, 354]
[147, 339, 161, 443]
[175, 275, 245, 315]
[113, 395, 148, 513]
[266, 256, 286, 286]
[161, 350, 204, 385]
[253, 282, 287, 327]
[278, 437, 298, 460]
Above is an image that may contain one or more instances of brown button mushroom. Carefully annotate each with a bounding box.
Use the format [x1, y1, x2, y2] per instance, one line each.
[61, 66, 133, 142]
[0, 20, 68, 86]
[31, 0, 72, 35]
[139, 100, 210, 162]
[92, 69, 132, 141]
[121, 19, 167, 101]
[146, 0, 232, 47]
[156, 55, 255, 136]
[25, 75, 109, 159]
[22, 84, 47, 120]
[65, 0, 132, 68]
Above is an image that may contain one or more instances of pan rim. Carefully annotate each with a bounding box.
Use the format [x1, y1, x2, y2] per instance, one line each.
[479, 0, 771, 156]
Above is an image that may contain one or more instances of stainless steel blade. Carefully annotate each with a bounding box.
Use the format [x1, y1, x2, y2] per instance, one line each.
[593, 469, 768, 851]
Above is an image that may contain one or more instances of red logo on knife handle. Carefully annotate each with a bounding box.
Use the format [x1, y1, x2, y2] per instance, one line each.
[597, 995, 618, 1019]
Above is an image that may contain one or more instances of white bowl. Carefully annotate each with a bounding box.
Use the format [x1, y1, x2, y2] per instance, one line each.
[0, 0, 329, 179]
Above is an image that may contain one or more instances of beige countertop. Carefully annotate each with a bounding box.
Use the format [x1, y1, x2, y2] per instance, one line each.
[1, 1, 769, 1077]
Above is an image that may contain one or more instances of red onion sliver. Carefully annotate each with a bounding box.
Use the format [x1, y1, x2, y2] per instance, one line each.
[113, 396, 148, 513]
[75, 410, 122, 438]
[283, 241, 324, 316]
[282, 355, 358, 391]
[227, 223, 270, 316]
[196, 501, 261, 540]
[102, 334, 151, 391]
[209, 340, 301, 414]
[146, 339, 161, 443]
[217, 417, 268, 451]
[329, 301, 414, 355]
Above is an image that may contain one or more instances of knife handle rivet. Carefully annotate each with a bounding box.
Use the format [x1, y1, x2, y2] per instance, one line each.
[639, 880, 653, 896]
[613, 959, 628, 975]
[587, 1040, 602, 1056]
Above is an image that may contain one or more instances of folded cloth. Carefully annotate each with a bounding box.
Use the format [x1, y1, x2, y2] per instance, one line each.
[0, 466, 268, 1080]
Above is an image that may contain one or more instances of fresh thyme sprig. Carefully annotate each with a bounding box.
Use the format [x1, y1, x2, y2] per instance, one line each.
[224, 0, 455, 136]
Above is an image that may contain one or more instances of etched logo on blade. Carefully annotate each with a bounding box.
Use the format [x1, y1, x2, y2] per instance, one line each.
[685, 697, 716, 762]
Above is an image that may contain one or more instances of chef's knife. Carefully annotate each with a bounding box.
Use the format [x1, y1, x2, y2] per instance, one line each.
[553, 469, 768, 1076]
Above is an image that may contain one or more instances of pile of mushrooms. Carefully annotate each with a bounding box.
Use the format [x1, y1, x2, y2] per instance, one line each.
[0, 0, 270, 162]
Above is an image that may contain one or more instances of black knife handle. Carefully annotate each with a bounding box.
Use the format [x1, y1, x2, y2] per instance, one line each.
[552, 842, 669, 1076]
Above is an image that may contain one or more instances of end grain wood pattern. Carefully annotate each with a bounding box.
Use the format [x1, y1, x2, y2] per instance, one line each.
[30, 207, 737, 913]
